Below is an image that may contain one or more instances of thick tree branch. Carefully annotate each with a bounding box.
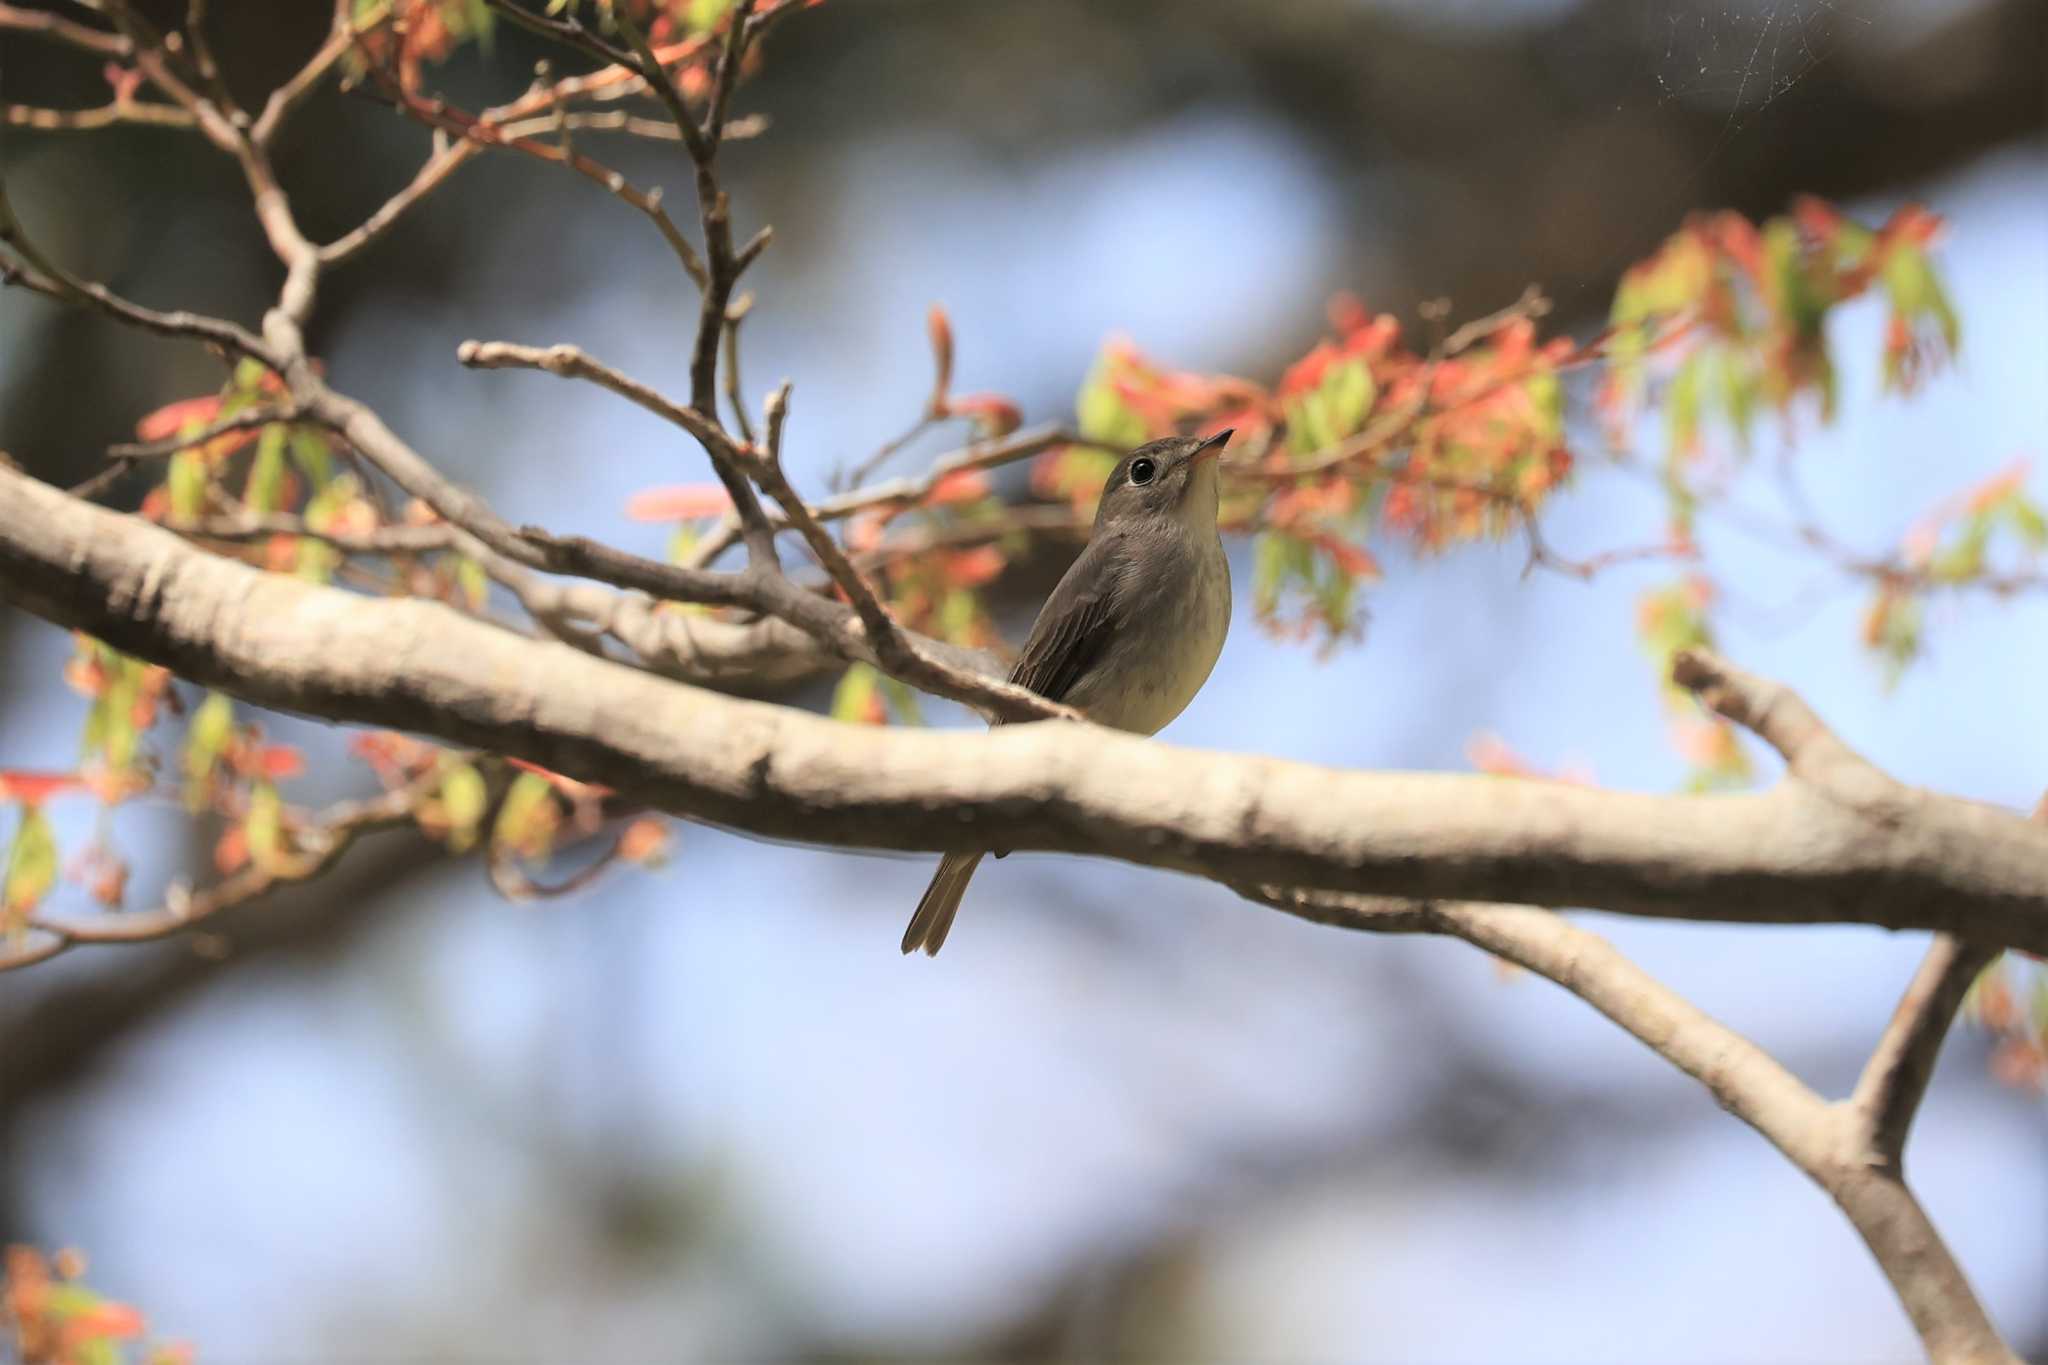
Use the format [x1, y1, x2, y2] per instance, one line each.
[1240, 887, 2020, 1364]
[179, 511, 847, 689]
[5, 465, 2047, 955]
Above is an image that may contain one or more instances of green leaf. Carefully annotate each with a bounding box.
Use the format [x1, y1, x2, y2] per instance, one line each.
[3, 805, 59, 919]
[1714, 349, 1757, 453]
[877, 673, 925, 726]
[303, 472, 359, 532]
[184, 691, 235, 809]
[937, 587, 978, 643]
[438, 762, 488, 853]
[2005, 497, 2048, 552]
[1869, 593, 1923, 687]
[492, 771, 559, 860]
[831, 662, 881, 724]
[295, 538, 340, 584]
[1076, 355, 1147, 449]
[1320, 358, 1375, 440]
[288, 427, 334, 489]
[246, 422, 288, 514]
[1666, 353, 1704, 457]
[455, 556, 490, 611]
[1252, 532, 1287, 617]
[1524, 370, 1564, 443]
[462, 0, 496, 46]
[247, 780, 285, 873]
[82, 646, 143, 770]
[1930, 521, 1989, 583]
[168, 448, 208, 524]
[689, 0, 738, 34]
[1764, 219, 1825, 341]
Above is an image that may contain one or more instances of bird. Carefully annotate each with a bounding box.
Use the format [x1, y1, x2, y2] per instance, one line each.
[901, 428, 1234, 955]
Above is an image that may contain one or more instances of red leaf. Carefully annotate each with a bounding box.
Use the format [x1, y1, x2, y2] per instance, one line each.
[1792, 196, 1844, 243]
[939, 544, 1005, 587]
[102, 62, 144, 104]
[257, 745, 306, 780]
[926, 469, 991, 505]
[1315, 534, 1380, 580]
[1278, 342, 1339, 398]
[926, 303, 954, 412]
[846, 509, 892, 553]
[506, 757, 615, 800]
[1467, 732, 1535, 778]
[0, 770, 88, 804]
[943, 393, 1022, 437]
[215, 825, 249, 875]
[618, 817, 670, 866]
[1326, 291, 1371, 337]
[135, 395, 223, 443]
[626, 485, 733, 522]
[64, 1301, 145, 1341]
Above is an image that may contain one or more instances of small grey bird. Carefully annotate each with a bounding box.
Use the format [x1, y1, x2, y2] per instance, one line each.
[901, 429, 1234, 955]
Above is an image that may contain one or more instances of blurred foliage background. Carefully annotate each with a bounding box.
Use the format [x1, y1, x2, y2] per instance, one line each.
[1, 0, 2044, 1360]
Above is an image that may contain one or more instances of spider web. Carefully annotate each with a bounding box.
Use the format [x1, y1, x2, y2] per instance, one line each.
[1639, 0, 1873, 156]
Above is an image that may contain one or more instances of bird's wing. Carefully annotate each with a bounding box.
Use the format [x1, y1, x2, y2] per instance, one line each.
[1006, 531, 1131, 707]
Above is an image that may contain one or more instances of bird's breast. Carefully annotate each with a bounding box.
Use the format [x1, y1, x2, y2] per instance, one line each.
[1070, 534, 1231, 736]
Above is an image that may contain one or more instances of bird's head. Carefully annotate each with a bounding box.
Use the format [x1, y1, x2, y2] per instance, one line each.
[1095, 429, 1233, 531]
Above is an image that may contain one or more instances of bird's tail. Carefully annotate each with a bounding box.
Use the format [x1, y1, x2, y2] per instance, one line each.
[902, 852, 985, 956]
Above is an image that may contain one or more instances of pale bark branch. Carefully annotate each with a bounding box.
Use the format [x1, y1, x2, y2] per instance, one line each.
[5, 465, 2047, 957]
[1672, 647, 1877, 787]
[1850, 935, 2002, 1166]
[1240, 887, 2020, 1364]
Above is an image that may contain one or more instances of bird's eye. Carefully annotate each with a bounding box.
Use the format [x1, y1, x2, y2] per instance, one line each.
[1128, 457, 1157, 486]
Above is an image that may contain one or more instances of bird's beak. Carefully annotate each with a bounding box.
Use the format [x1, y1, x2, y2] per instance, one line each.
[1193, 428, 1233, 462]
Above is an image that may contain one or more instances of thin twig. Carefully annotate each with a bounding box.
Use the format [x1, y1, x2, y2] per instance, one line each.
[1850, 934, 2002, 1167]
[251, 0, 364, 146]
[749, 383, 1076, 723]
[4, 779, 433, 972]
[456, 339, 739, 462]
[721, 293, 757, 445]
[0, 2, 127, 55]
[107, 405, 298, 461]
[347, 73, 707, 286]
[0, 245, 276, 366]
[4, 101, 195, 131]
